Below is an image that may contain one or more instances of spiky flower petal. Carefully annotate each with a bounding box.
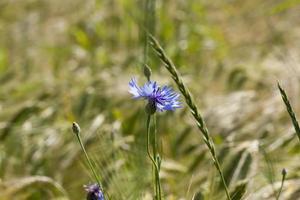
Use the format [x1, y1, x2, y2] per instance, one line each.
[129, 78, 181, 112]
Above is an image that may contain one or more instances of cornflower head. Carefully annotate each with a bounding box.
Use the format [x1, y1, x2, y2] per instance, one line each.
[84, 183, 105, 200]
[129, 77, 181, 114]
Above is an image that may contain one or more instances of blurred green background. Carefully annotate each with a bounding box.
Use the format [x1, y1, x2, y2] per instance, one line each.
[0, 0, 300, 199]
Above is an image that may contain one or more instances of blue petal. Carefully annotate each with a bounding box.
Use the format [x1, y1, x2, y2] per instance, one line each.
[129, 78, 143, 98]
[129, 78, 182, 112]
[140, 81, 157, 97]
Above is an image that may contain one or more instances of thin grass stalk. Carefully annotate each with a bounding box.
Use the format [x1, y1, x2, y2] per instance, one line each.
[259, 145, 276, 197]
[75, 130, 102, 189]
[143, 0, 150, 65]
[276, 168, 287, 200]
[148, 34, 231, 200]
[150, 0, 156, 35]
[143, 0, 156, 65]
[277, 82, 300, 143]
[72, 123, 103, 189]
[142, 0, 156, 82]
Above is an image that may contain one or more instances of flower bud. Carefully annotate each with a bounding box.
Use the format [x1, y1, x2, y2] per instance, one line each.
[72, 122, 81, 135]
[84, 183, 105, 200]
[282, 168, 287, 177]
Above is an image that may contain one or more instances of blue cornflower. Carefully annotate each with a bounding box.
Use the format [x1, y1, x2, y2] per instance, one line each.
[84, 184, 105, 200]
[129, 78, 181, 113]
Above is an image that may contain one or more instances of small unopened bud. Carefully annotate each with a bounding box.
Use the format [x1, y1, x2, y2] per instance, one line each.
[282, 168, 287, 177]
[143, 64, 152, 81]
[145, 100, 156, 115]
[84, 183, 105, 200]
[72, 122, 81, 135]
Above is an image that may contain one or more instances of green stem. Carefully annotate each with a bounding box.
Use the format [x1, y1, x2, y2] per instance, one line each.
[152, 114, 157, 157]
[75, 133, 102, 189]
[143, 0, 150, 64]
[146, 115, 162, 200]
[148, 34, 231, 200]
[152, 115, 158, 199]
[152, 114, 162, 199]
[276, 169, 287, 200]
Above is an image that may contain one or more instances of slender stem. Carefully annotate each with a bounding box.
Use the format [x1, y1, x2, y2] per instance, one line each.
[153, 115, 157, 157]
[150, 0, 156, 34]
[151, 115, 158, 199]
[148, 34, 231, 200]
[146, 115, 157, 196]
[143, 0, 150, 64]
[75, 133, 102, 189]
[276, 169, 287, 200]
[146, 115, 162, 200]
[152, 114, 162, 199]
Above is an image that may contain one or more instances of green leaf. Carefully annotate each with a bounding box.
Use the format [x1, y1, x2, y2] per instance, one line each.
[230, 181, 247, 200]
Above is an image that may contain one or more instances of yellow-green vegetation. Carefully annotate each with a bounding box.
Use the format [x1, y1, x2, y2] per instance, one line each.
[0, 0, 300, 199]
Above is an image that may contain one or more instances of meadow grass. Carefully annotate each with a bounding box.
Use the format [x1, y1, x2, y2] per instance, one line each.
[0, 0, 300, 200]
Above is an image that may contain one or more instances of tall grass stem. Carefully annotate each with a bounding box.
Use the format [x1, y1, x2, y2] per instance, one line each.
[143, 0, 149, 64]
[148, 34, 231, 200]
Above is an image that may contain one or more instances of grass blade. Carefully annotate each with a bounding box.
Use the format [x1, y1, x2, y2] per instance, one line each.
[230, 181, 247, 200]
[277, 82, 300, 143]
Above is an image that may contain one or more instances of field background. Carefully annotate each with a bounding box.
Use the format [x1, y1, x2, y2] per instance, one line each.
[0, 0, 300, 199]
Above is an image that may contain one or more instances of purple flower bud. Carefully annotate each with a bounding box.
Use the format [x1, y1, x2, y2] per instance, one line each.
[84, 183, 105, 200]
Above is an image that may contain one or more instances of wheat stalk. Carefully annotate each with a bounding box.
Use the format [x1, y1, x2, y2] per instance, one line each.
[149, 34, 231, 200]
